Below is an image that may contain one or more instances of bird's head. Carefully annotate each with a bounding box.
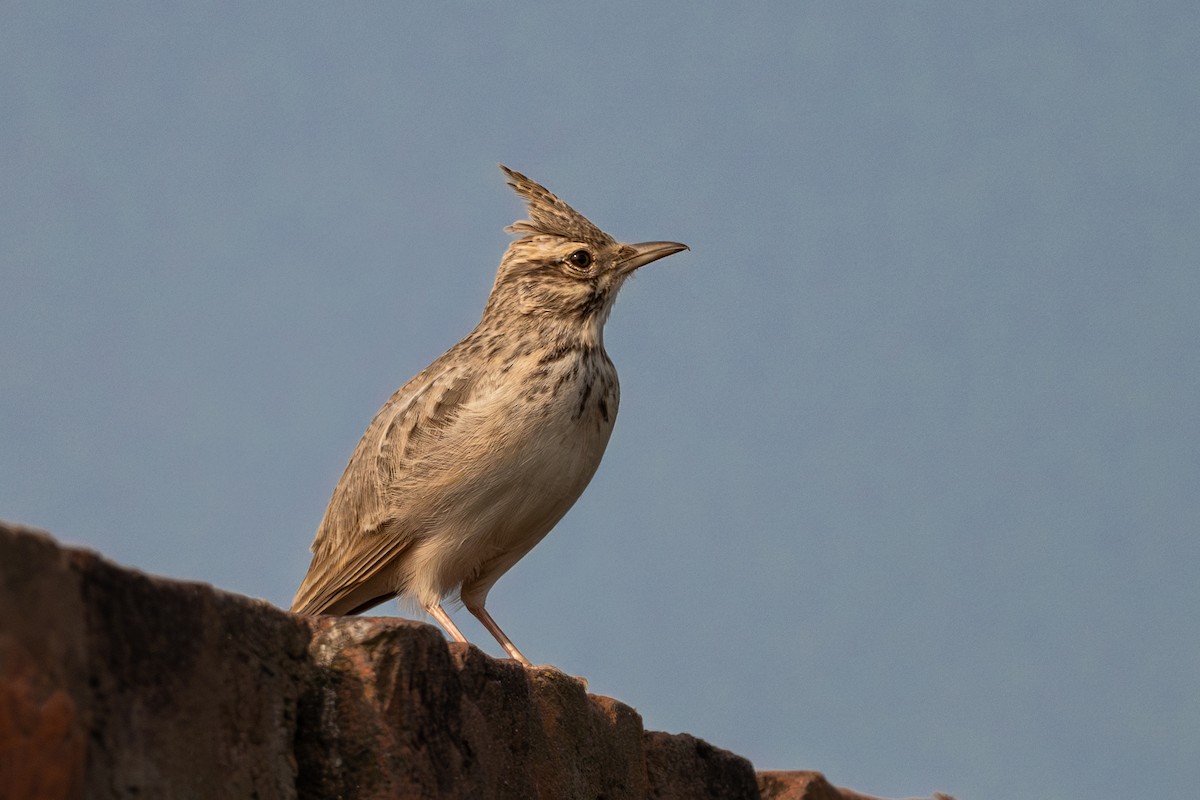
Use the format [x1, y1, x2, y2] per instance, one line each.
[482, 165, 687, 344]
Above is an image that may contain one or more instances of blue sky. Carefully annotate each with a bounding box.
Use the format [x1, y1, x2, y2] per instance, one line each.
[3, 4, 1198, 798]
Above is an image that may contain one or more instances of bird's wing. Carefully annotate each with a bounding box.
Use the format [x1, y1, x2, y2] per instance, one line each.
[290, 362, 478, 615]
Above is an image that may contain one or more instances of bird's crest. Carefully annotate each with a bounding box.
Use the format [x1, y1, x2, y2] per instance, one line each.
[501, 165, 612, 244]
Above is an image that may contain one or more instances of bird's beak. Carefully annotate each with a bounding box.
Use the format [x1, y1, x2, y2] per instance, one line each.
[617, 241, 689, 274]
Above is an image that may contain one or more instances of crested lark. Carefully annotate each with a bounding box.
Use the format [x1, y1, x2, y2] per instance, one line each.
[291, 165, 687, 666]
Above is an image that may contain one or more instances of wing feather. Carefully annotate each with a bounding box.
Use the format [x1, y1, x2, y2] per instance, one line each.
[290, 361, 477, 615]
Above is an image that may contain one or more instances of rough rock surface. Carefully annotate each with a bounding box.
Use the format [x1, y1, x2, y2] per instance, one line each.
[0, 521, 947, 799]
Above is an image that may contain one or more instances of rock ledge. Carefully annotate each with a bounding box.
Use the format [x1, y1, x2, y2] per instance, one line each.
[0, 522, 945, 799]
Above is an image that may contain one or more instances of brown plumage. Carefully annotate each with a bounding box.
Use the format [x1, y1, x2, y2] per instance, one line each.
[291, 165, 687, 666]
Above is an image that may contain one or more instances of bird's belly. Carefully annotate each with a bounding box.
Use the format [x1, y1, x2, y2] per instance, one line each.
[402, 386, 616, 602]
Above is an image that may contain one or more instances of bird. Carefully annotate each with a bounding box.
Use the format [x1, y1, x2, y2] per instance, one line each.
[291, 165, 687, 667]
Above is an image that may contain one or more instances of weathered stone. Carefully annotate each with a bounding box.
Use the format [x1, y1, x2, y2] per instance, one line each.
[0, 525, 91, 800]
[297, 617, 650, 799]
[0, 523, 89, 800]
[644, 730, 761, 799]
[758, 770, 959, 799]
[0, 521, 948, 799]
[758, 770, 851, 799]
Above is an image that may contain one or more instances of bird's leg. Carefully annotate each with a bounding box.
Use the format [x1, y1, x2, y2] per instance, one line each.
[465, 602, 533, 667]
[423, 602, 470, 644]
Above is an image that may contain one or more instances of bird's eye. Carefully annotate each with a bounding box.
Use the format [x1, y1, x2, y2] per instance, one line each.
[566, 249, 593, 269]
